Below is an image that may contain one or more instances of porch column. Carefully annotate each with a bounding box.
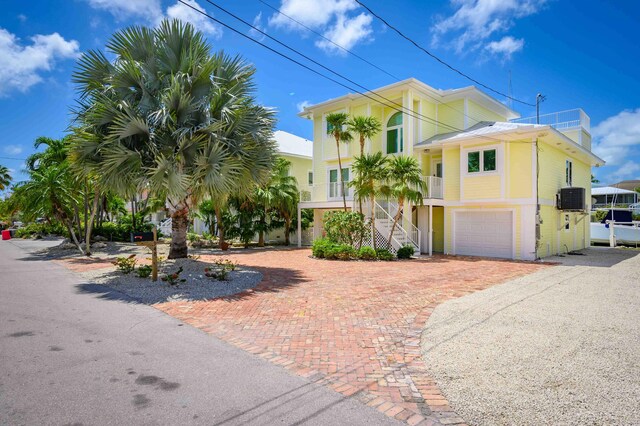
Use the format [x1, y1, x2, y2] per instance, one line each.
[428, 204, 433, 256]
[297, 204, 302, 248]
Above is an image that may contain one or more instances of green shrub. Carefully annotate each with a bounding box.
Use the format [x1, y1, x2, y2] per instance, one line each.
[113, 255, 137, 274]
[357, 246, 377, 260]
[396, 245, 414, 259]
[323, 211, 368, 246]
[187, 232, 201, 243]
[15, 223, 67, 238]
[312, 238, 334, 258]
[375, 248, 394, 261]
[136, 265, 152, 278]
[325, 244, 356, 260]
[161, 266, 186, 285]
[94, 221, 154, 242]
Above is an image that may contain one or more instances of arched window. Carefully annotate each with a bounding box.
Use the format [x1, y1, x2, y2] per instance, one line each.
[386, 112, 403, 154]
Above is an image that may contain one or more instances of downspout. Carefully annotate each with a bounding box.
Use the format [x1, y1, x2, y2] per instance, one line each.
[535, 137, 541, 260]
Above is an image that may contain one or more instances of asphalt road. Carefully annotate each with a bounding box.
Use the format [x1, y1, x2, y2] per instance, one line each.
[0, 239, 398, 426]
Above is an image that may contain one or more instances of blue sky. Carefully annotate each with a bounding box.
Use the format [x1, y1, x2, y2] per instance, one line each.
[1, 0, 639, 189]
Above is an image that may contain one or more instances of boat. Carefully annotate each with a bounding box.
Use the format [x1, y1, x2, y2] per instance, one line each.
[591, 209, 640, 246]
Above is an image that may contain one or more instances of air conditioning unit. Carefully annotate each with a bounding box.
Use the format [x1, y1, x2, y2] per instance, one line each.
[557, 187, 586, 211]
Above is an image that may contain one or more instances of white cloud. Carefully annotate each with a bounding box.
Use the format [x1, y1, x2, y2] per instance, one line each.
[84, 0, 162, 22]
[83, 0, 222, 36]
[249, 12, 266, 41]
[297, 100, 311, 112]
[606, 160, 640, 183]
[592, 108, 640, 167]
[485, 35, 524, 59]
[316, 12, 372, 53]
[269, 0, 372, 53]
[166, 0, 222, 37]
[433, 0, 545, 56]
[0, 28, 80, 97]
[3, 145, 23, 155]
[17, 14, 27, 23]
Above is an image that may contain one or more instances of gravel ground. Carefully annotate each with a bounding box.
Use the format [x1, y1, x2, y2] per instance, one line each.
[421, 247, 640, 426]
[80, 257, 262, 304]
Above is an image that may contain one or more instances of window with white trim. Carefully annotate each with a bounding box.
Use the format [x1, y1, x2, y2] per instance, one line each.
[565, 160, 573, 186]
[308, 171, 313, 185]
[386, 112, 403, 154]
[467, 148, 497, 173]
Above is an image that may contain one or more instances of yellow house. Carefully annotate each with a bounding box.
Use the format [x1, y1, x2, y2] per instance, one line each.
[296, 78, 604, 260]
[273, 130, 313, 191]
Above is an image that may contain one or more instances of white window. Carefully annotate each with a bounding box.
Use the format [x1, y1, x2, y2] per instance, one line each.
[467, 148, 497, 174]
[328, 168, 350, 199]
[386, 112, 403, 154]
[308, 171, 313, 185]
[565, 160, 573, 186]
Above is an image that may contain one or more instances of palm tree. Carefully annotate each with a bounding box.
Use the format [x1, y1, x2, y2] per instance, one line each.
[70, 20, 276, 258]
[382, 156, 425, 247]
[14, 163, 84, 253]
[351, 152, 388, 249]
[0, 165, 11, 191]
[326, 112, 353, 211]
[268, 158, 299, 246]
[348, 115, 382, 158]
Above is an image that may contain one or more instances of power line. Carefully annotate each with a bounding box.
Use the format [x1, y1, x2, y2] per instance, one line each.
[255, 0, 515, 138]
[0, 156, 27, 161]
[196, 0, 518, 146]
[202, 0, 462, 135]
[256, 0, 400, 81]
[354, 0, 537, 107]
[176, 1, 534, 147]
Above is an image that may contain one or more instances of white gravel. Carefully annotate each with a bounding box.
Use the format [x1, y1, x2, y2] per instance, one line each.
[421, 247, 640, 426]
[79, 256, 262, 304]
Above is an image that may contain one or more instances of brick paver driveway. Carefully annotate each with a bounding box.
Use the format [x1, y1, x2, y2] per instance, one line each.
[155, 249, 547, 425]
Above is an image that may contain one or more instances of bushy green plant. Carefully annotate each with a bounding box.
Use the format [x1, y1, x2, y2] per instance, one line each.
[357, 246, 376, 260]
[375, 248, 394, 261]
[187, 232, 201, 243]
[204, 266, 228, 281]
[113, 255, 137, 274]
[14, 222, 67, 238]
[323, 211, 368, 246]
[312, 238, 333, 258]
[397, 245, 414, 259]
[94, 220, 154, 242]
[325, 244, 356, 260]
[136, 265, 152, 278]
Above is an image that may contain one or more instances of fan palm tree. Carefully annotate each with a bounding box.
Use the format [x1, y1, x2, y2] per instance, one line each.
[326, 112, 353, 211]
[348, 115, 381, 158]
[382, 156, 425, 247]
[0, 165, 11, 191]
[70, 20, 276, 258]
[351, 152, 388, 249]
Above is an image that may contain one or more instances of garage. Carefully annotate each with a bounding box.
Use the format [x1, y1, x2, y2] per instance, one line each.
[453, 210, 514, 258]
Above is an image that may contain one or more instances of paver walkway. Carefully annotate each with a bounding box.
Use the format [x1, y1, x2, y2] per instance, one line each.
[149, 249, 547, 425]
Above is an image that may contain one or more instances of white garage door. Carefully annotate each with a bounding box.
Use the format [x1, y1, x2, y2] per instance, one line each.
[454, 211, 514, 258]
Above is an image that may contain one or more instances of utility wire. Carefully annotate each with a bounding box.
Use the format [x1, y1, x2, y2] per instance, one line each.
[256, 0, 514, 137]
[202, 0, 462, 134]
[256, 0, 400, 81]
[176, 1, 534, 146]
[354, 0, 537, 107]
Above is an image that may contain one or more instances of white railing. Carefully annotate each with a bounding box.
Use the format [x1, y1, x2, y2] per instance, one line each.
[424, 176, 443, 199]
[373, 201, 420, 253]
[385, 200, 421, 251]
[300, 181, 354, 203]
[511, 108, 590, 133]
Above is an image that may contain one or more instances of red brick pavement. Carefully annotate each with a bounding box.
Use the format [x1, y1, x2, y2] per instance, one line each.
[146, 249, 548, 425]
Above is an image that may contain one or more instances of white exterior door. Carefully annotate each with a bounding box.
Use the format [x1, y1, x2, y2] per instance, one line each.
[454, 211, 514, 259]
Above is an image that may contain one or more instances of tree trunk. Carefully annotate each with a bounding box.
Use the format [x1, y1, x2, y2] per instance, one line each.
[131, 199, 137, 232]
[73, 204, 82, 243]
[215, 207, 226, 249]
[336, 138, 347, 211]
[284, 215, 291, 246]
[84, 188, 100, 256]
[387, 199, 404, 248]
[370, 194, 377, 250]
[258, 209, 266, 247]
[168, 208, 189, 259]
[63, 218, 84, 255]
[83, 179, 88, 242]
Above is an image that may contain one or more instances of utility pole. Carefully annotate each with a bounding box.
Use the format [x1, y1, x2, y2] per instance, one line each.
[536, 93, 546, 124]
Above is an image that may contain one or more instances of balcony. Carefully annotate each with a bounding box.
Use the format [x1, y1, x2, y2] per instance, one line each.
[511, 108, 590, 133]
[300, 176, 443, 204]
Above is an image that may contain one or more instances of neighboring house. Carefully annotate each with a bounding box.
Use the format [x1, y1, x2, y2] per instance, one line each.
[296, 78, 604, 260]
[591, 186, 638, 208]
[273, 130, 313, 191]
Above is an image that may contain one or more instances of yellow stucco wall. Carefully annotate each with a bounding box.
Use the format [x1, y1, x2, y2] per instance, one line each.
[280, 154, 312, 191]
